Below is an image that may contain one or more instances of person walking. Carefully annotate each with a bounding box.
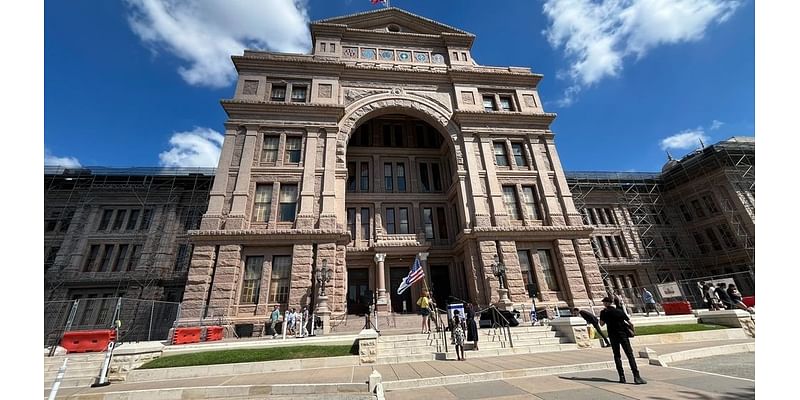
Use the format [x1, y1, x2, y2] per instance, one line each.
[268, 305, 281, 339]
[599, 296, 646, 385]
[726, 284, 754, 313]
[465, 303, 479, 351]
[613, 289, 629, 316]
[452, 314, 467, 361]
[417, 290, 432, 334]
[715, 283, 733, 310]
[642, 288, 660, 317]
[573, 307, 610, 347]
[286, 308, 297, 335]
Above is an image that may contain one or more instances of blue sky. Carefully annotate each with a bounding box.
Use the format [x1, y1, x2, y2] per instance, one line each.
[44, 0, 754, 172]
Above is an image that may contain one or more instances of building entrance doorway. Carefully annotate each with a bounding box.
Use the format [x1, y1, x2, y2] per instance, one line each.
[390, 267, 413, 313]
[429, 264, 451, 308]
[347, 269, 370, 315]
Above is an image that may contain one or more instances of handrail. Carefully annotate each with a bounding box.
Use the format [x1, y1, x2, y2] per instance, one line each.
[434, 307, 448, 353]
[488, 306, 514, 348]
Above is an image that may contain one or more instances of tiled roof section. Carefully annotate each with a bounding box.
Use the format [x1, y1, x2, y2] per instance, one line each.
[313, 7, 473, 36]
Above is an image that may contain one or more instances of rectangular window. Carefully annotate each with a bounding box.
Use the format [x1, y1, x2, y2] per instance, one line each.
[45, 210, 59, 232]
[384, 163, 393, 191]
[320, 42, 326, 52]
[503, 186, 521, 220]
[347, 208, 356, 240]
[174, 244, 192, 271]
[705, 227, 723, 251]
[278, 184, 298, 222]
[271, 85, 286, 101]
[436, 207, 448, 239]
[691, 199, 706, 218]
[511, 143, 527, 167]
[679, 204, 693, 222]
[290, 85, 307, 102]
[538, 249, 559, 291]
[606, 236, 619, 257]
[717, 224, 738, 248]
[419, 162, 431, 192]
[522, 186, 540, 220]
[112, 244, 128, 272]
[702, 194, 720, 214]
[399, 208, 410, 234]
[596, 236, 609, 258]
[126, 209, 140, 230]
[347, 162, 356, 192]
[127, 245, 142, 271]
[58, 210, 74, 232]
[98, 209, 113, 231]
[360, 162, 369, 191]
[518, 250, 534, 288]
[240, 256, 263, 304]
[397, 163, 406, 192]
[140, 209, 153, 231]
[253, 184, 273, 222]
[431, 163, 442, 191]
[692, 232, 710, 254]
[285, 137, 302, 163]
[605, 208, 617, 225]
[614, 235, 627, 257]
[386, 208, 396, 234]
[597, 209, 608, 225]
[393, 125, 404, 147]
[45, 246, 59, 270]
[182, 209, 202, 230]
[499, 96, 512, 111]
[382, 125, 391, 146]
[494, 142, 509, 166]
[331, 43, 336, 52]
[262, 136, 279, 162]
[98, 244, 114, 272]
[422, 207, 434, 239]
[483, 96, 496, 111]
[270, 256, 292, 303]
[83, 245, 100, 272]
[361, 208, 371, 241]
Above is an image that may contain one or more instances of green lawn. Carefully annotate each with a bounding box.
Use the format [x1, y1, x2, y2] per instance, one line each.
[138, 344, 357, 369]
[597, 323, 727, 337]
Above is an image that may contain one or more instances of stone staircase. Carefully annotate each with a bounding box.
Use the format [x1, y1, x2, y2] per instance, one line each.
[376, 324, 576, 364]
[44, 353, 105, 397]
[330, 312, 437, 334]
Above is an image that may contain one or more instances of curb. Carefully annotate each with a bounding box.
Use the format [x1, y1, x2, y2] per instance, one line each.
[648, 342, 755, 367]
[65, 383, 372, 400]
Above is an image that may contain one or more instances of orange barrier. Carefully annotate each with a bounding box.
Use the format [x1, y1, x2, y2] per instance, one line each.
[60, 329, 116, 353]
[662, 301, 693, 315]
[205, 326, 224, 341]
[173, 327, 202, 345]
[742, 296, 755, 308]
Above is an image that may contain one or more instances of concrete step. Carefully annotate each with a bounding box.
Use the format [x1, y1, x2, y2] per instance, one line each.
[43, 359, 105, 372]
[379, 345, 439, 357]
[469, 337, 565, 349]
[378, 338, 439, 349]
[44, 366, 101, 382]
[482, 331, 559, 340]
[375, 352, 436, 364]
[378, 332, 435, 342]
[44, 353, 106, 365]
[43, 376, 97, 390]
[436, 343, 579, 360]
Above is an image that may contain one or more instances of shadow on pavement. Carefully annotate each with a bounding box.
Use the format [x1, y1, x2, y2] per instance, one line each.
[641, 387, 755, 400]
[559, 376, 618, 383]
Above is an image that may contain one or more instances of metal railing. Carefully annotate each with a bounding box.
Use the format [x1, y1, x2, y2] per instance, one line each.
[476, 305, 514, 349]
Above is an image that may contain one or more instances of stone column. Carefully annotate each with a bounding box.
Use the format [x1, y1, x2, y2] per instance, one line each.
[296, 130, 318, 229]
[478, 136, 509, 226]
[227, 127, 259, 229]
[374, 253, 388, 311]
[202, 126, 238, 230]
[462, 134, 491, 227]
[546, 138, 583, 226]
[550, 317, 593, 349]
[289, 244, 314, 311]
[179, 244, 217, 321]
[317, 294, 331, 335]
[530, 138, 565, 225]
[206, 245, 242, 319]
[319, 130, 339, 229]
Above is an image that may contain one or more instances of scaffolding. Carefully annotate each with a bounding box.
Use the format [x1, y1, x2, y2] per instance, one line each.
[44, 166, 215, 302]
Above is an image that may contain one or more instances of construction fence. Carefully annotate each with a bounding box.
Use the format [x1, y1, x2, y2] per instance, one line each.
[44, 298, 180, 348]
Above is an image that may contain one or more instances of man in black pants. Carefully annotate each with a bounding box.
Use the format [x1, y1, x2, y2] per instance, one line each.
[572, 307, 610, 348]
[599, 297, 646, 385]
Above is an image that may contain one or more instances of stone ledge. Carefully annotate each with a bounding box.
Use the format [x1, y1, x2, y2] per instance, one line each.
[648, 342, 755, 367]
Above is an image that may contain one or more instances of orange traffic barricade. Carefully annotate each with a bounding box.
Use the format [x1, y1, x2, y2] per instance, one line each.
[742, 296, 755, 308]
[662, 301, 693, 315]
[60, 329, 116, 353]
[205, 326, 224, 341]
[173, 327, 202, 345]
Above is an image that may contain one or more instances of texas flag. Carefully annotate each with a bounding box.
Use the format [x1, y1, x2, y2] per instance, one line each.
[371, 0, 387, 5]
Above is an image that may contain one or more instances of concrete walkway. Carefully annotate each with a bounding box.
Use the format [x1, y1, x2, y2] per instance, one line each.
[47, 338, 753, 399]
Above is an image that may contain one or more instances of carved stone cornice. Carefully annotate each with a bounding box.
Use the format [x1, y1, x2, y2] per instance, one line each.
[188, 228, 351, 245]
[466, 225, 593, 240]
[453, 110, 557, 130]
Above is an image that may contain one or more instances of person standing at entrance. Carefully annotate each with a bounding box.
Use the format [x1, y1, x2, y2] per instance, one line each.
[465, 303, 479, 351]
[599, 297, 646, 385]
[642, 288, 660, 317]
[573, 308, 610, 348]
[417, 290, 432, 334]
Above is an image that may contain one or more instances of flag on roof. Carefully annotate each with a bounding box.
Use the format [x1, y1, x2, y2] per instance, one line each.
[397, 258, 424, 295]
[371, 0, 385, 5]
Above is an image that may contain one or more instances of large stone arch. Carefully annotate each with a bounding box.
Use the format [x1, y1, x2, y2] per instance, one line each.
[336, 92, 464, 169]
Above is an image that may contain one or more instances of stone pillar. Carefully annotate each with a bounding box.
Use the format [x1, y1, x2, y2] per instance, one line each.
[530, 138, 565, 225]
[289, 244, 314, 311]
[374, 253, 388, 311]
[227, 127, 259, 229]
[550, 317, 593, 349]
[573, 238, 607, 303]
[478, 240, 500, 304]
[498, 241, 527, 303]
[206, 245, 242, 319]
[202, 126, 238, 230]
[478, 136, 509, 226]
[357, 329, 379, 364]
[319, 131, 338, 229]
[462, 134, 491, 227]
[179, 244, 217, 320]
[317, 295, 331, 335]
[555, 239, 591, 305]
[296, 130, 318, 229]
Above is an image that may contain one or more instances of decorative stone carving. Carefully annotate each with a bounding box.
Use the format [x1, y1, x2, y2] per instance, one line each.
[462, 92, 475, 105]
[523, 94, 536, 107]
[319, 84, 332, 99]
[344, 88, 386, 105]
[242, 80, 259, 95]
[357, 329, 379, 364]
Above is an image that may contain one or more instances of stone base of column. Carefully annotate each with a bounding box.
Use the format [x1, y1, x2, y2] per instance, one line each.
[496, 288, 513, 310]
[317, 295, 331, 335]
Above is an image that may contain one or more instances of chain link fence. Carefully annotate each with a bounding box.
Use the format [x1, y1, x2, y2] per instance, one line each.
[44, 298, 180, 348]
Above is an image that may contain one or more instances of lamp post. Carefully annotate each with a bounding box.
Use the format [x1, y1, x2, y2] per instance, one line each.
[315, 259, 333, 335]
[492, 254, 512, 310]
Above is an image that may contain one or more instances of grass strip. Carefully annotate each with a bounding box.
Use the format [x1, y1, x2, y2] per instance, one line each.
[138, 344, 356, 369]
[597, 323, 727, 337]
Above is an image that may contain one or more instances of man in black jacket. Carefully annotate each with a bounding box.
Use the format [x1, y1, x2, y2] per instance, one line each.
[599, 297, 646, 384]
[715, 282, 733, 310]
[573, 307, 610, 347]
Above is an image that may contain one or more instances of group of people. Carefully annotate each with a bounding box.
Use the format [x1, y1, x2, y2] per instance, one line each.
[416, 290, 479, 361]
[699, 281, 754, 313]
[266, 305, 310, 338]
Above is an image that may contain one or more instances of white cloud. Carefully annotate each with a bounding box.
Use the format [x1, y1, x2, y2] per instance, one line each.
[159, 127, 224, 167]
[660, 128, 709, 150]
[542, 0, 742, 104]
[125, 0, 311, 88]
[45, 149, 81, 167]
[710, 119, 724, 130]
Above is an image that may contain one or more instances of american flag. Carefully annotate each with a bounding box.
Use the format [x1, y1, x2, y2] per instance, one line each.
[397, 258, 424, 295]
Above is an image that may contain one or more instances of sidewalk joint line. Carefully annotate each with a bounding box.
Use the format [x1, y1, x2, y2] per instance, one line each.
[665, 366, 755, 382]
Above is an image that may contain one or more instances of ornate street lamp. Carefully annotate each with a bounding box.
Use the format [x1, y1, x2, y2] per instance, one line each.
[316, 259, 333, 297]
[492, 254, 507, 290]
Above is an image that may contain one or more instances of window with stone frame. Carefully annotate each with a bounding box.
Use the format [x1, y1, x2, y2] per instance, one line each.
[717, 223, 738, 248]
[679, 204, 693, 222]
[503, 186, 522, 220]
[396, 163, 406, 192]
[692, 232, 710, 254]
[499, 95, 514, 111]
[98, 244, 114, 272]
[270, 84, 286, 101]
[521, 186, 541, 220]
[269, 256, 292, 304]
[494, 142, 510, 166]
[347, 208, 356, 240]
[284, 136, 303, 164]
[278, 184, 298, 222]
[435, 207, 448, 240]
[126, 209, 140, 230]
[702, 194, 720, 214]
[613, 235, 628, 257]
[97, 209, 114, 231]
[422, 207, 434, 240]
[290, 85, 307, 102]
[511, 142, 528, 167]
[385, 208, 396, 234]
[140, 208, 153, 231]
[691, 199, 706, 218]
[518, 250, 536, 289]
[126, 244, 142, 271]
[347, 162, 357, 192]
[83, 245, 100, 272]
[705, 227, 723, 251]
[253, 184, 273, 222]
[174, 244, 193, 272]
[262, 136, 280, 163]
[384, 163, 393, 192]
[240, 256, 263, 304]
[537, 249, 560, 291]
[112, 244, 129, 272]
[360, 208, 371, 241]
[360, 162, 370, 191]
[482, 95, 497, 111]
